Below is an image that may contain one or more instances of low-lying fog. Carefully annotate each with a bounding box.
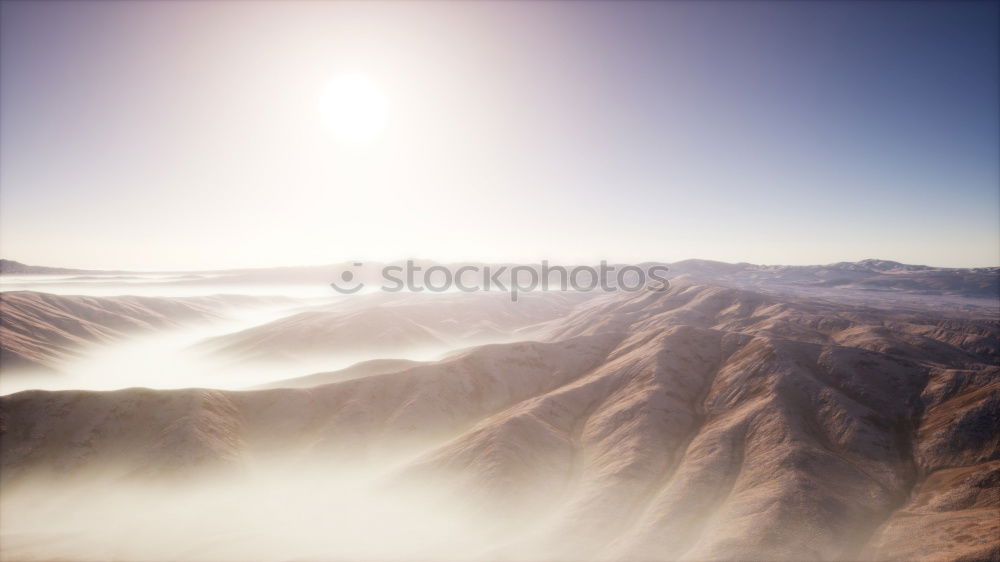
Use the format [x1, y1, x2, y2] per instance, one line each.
[0, 310, 457, 396]
[0, 276, 492, 395]
[2, 276, 566, 560]
[3, 268, 997, 561]
[1, 465, 509, 562]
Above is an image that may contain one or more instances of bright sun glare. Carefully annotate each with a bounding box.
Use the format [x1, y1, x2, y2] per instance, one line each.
[319, 75, 389, 144]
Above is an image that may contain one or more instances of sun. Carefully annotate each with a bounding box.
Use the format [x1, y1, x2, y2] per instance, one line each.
[319, 75, 388, 144]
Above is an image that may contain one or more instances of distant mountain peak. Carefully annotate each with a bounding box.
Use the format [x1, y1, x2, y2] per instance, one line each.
[826, 259, 933, 272]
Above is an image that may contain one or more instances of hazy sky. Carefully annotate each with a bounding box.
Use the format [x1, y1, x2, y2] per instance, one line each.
[1, 1, 997, 269]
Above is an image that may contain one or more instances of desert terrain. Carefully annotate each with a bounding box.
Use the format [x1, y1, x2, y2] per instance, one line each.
[0, 260, 997, 561]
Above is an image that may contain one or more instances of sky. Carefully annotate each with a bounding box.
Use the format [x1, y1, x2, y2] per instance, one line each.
[1, 1, 997, 270]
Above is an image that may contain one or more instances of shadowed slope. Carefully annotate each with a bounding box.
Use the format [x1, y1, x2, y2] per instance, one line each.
[1, 284, 996, 561]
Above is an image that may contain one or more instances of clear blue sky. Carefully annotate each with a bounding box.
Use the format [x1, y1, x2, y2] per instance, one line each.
[1, 1, 997, 269]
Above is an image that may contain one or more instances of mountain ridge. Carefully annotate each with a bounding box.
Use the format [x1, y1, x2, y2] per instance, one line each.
[2, 282, 996, 561]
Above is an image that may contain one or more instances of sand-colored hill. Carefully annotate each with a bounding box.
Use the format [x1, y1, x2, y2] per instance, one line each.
[1, 283, 996, 561]
[0, 291, 291, 372]
[196, 290, 593, 362]
[254, 358, 423, 389]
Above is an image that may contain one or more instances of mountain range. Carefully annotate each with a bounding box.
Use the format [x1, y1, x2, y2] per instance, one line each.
[1, 261, 996, 561]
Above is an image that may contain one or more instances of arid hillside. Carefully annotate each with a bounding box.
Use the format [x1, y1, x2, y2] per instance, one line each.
[2, 282, 996, 561]
[195, 290, 592, 362]
[0, 292, 292, 372]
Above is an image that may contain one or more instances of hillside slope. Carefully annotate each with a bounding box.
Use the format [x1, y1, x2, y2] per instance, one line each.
[0, 292, 290, 372]
[2, 284, 996, 560]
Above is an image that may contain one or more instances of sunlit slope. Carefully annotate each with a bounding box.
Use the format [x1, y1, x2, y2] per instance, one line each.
[255, 358, 424, 389]
[2, 284, 996, 560]
[0, 291, 292, 372]
[196, 290, 593, 362]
